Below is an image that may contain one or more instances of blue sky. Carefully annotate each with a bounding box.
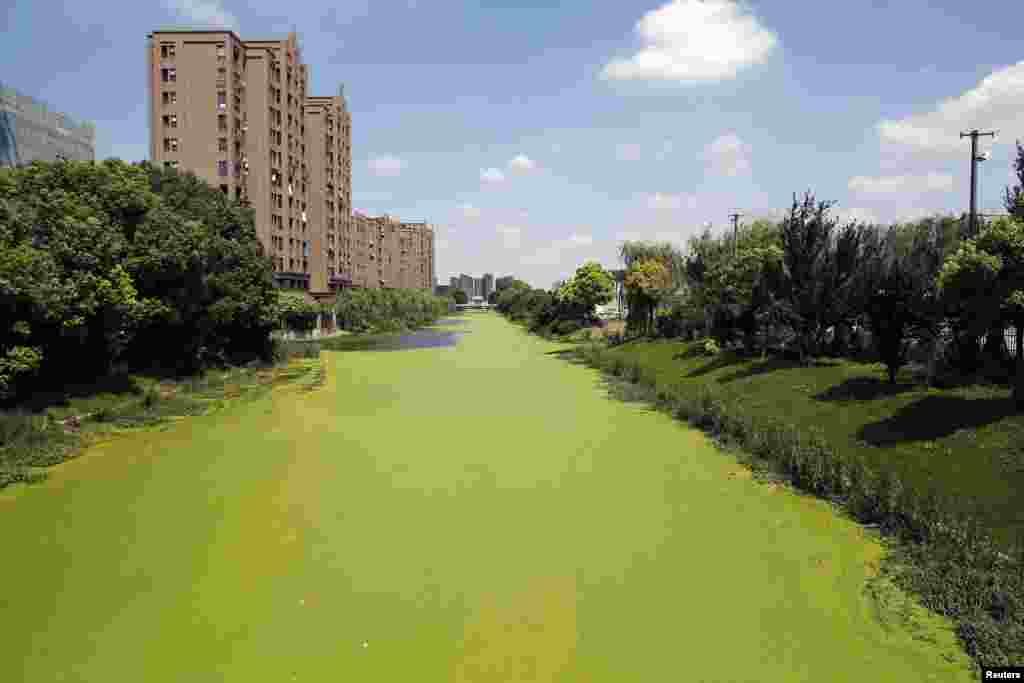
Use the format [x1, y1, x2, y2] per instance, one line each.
[3, 0, 1024, 288]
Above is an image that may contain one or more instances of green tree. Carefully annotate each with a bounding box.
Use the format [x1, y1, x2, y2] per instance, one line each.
[624, 259, 672, 336]
[0, 161, 147, 389]
[557, 261, 615, 319]
[777, 192, 867, 363]
[128, 162, 279, 372]
[938, 217, 1024, 406]
[452, 289, 468, 305]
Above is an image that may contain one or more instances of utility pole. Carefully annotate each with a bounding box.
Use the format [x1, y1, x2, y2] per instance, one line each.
[729, 212, 743, 257]
[960, 129, 996, 237]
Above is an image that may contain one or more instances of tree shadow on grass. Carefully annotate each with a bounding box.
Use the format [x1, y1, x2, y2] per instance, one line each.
[858, 395, 1019, 446]
[813, 377, 917, 402]
[686, 352, 745, 378]
[716, 356, 805, 384]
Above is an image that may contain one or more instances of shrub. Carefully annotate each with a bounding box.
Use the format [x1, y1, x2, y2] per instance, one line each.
[702, 338, 721, 356]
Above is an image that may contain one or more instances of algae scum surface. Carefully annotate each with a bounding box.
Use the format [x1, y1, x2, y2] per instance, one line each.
[0, 314, 974, 681]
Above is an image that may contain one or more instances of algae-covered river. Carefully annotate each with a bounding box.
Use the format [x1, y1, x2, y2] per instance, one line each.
[0, 313, 974, 681]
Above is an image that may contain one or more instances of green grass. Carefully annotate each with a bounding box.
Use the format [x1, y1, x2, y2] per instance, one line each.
[591, 338, 1024, 548]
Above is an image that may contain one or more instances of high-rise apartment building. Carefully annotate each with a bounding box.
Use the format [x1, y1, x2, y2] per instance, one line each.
[496, 275, 516, 291]
[148, 29, 328, 293]
[304, 88, 352, 293]
[482, 273, 494, 300]
[349, 212, 434, 290]
[148, 28, 431, 297]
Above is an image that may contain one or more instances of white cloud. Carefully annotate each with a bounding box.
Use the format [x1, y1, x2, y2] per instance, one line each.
[508, 154, 536, 172]
[833, 206, 882, 225]
[523, 232, 595, 266]
[496, 225, 522, 249]
[458, 203, 482, 220]
[701, 133, 751, 176]
[848, 172, 955, 197]
[644, 192, 698, 211]
[368, 155, 406, 177]
[601, 0, 778, 84]
[877, 61, 1024, 154]
[163, 0, 238, 29]
[480, 167, 506, 184]
[616, 143, 643, 161]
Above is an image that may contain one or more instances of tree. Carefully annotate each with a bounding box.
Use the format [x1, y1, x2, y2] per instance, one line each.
[487, 291, 497, 305]
[777, 192, 867, 363]
[557, 261, 615, 320]
[452, 289, 468, 305]
[938, 216, 1024, 407]
[624, 259, 672, 336]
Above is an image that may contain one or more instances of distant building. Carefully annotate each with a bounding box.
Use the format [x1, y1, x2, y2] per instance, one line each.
[0, 82, 95, 167]
[435, 284, 451, 296]
[458, 273, 474, 299]
[496, 275, 516, 291]
[449, 276, 459, 290]
[482, 273, 494, 299]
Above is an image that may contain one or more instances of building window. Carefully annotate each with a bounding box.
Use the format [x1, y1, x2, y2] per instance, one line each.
[162, 114, 178, 128]
[163, 137, 179, 153]
[218, 115, 227, 132]
[160, 43, 176, 59]
[220, 184, 229, 194]
[218, 138, 228, 152]
[218, 160, 228, 177]
[217, 91, 226, 110]
[162, 91, 177, 106]
[161, 68, 177, 82]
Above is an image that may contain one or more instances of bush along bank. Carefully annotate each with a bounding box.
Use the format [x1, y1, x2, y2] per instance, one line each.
[572, 340, 1023, 671]
[334, 287, 451, 334]
[0, 339, 323, 490]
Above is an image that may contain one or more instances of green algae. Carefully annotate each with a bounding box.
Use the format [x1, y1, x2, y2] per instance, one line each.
[0, 313, 973, 681]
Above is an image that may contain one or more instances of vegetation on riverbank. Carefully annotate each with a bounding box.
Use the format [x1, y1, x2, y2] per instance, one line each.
[334, 287, 452, 333]
[494, 261, 615, 337]
[0, 160, 292, 404]
[499, 151, 1024, 670]
[568, 337, 1023, 669]
[0, 339, 323, 490]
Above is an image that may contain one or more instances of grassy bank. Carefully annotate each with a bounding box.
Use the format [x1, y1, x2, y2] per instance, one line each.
[0, 340, 324, 490]
[567, 337, 1023, 668]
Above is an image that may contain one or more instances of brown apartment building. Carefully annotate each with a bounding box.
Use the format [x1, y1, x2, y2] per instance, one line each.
[350, 213, 434, 290]
[148, 28, 432, 298]
[304, 90, 352, 294]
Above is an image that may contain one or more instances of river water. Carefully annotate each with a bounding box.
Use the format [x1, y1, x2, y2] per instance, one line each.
[0, 313, 973, 681]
